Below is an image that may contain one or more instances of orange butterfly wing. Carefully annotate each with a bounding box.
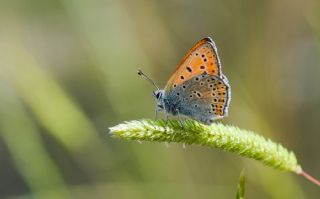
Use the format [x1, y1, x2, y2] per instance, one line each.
[165, 37, 222, 90]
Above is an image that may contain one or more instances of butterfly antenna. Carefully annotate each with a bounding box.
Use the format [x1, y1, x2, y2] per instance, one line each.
[137, 69, 160, 90]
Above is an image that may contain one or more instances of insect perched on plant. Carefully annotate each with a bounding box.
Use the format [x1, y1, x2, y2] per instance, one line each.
[138, 37, 231, 125]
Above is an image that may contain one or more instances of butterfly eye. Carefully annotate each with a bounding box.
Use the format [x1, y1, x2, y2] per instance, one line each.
[156, 92, 161, 99]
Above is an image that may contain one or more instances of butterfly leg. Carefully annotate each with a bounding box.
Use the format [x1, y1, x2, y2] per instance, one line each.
[176, 109, 184, 128]
[164, 111, 169, 128]
[162, 103, 169, 128]
[154, 107, 158, 120]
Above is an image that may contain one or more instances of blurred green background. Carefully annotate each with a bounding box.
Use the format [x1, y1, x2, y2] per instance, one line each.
[0, 0, 319, 198]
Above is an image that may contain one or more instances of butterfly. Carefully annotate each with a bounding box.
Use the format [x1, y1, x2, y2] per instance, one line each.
[138, 37, 231, 125]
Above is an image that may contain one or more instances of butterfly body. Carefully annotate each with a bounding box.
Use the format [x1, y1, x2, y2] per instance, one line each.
[140, 37, 231, 125]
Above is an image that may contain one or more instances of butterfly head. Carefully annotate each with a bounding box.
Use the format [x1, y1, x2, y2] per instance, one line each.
[153, 89, 165, 111]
